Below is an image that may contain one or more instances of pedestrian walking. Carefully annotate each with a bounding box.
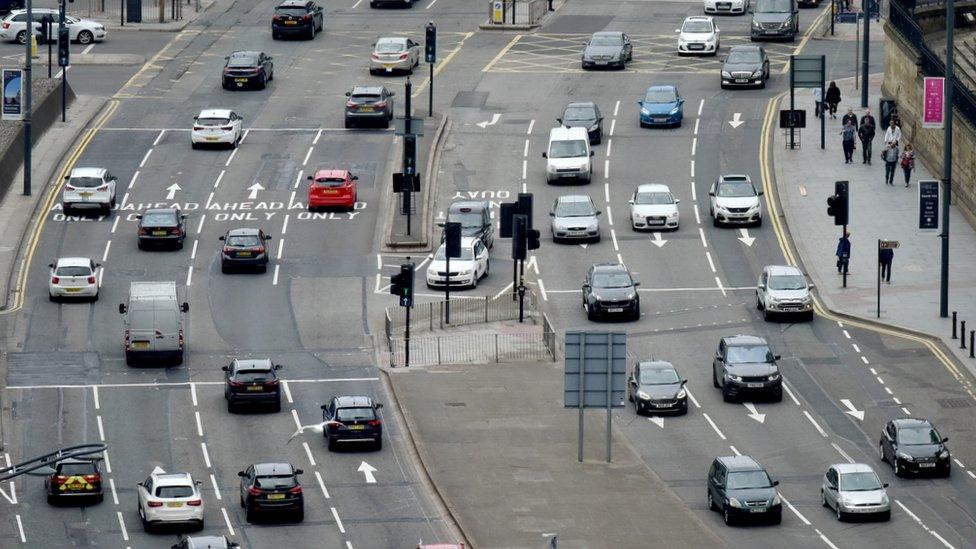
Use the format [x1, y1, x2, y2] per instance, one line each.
[840, 119, 857, 164]
[900, 143, 915, 187]
[882, 141, 900, 185]
[883, 119, 902, 146]
[814, 87, 823, 118]
[879, 246, 893, 283]
[858, 109, 876, 164]
[836, 232, 851, 275]
[842, 107, 858, 128]
[825, 82, 841, 119]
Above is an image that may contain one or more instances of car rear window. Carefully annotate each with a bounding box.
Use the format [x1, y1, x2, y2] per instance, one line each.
[376, 41, 405, 53]
[142, 212, 176, 226]
[59, 463, 95, 475]
[716, 182, 756, 197]
[256, 475, 297, 489]
[228, 57, 257, 67]
[56, 266, 92, 276]
[235, 370, 273, 382]
[350, 94, 381, 103]
[275, 6, 307, 15]
[563, 106, 596, 121]
[315, 178, 348, 188]
[156, 485, 194, 498]
[337, 407, 376, 421]
[68, 177, 104, 188]
[197, 118, 230, 126]
[447, 211, 483, 228]
[226, 235, 261, 247]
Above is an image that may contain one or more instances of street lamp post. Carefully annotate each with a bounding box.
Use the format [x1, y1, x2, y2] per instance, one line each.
[939, 0, 954, 318]
[23, 0, 33, 196]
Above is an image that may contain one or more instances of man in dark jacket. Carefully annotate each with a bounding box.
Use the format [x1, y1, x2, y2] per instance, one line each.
[836, 232, 851, 275]
[842, 107, 858, 129]
[879, 246, 893, 283]
[858, 109, 876, 164]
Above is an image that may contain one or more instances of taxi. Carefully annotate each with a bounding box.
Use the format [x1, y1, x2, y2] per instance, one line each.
[45, 458, 104, 505]
[307, 169, 358, 211]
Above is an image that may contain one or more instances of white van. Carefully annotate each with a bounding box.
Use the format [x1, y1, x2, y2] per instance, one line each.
[543, 126, 594, 184]
[119, 281, 189, 366]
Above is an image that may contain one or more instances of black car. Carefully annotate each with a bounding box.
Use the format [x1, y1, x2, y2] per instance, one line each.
[712, 335, 782, 402]
[370, 0, 415, 7]
[439, 201, 493, 249]
[582, 263, 640, 321]
[238, 462, 304, 522]
[45, 458, 104, 505]
[219, 228, 271, 273]
[271, 0, 323, 40]
[344, 85, 395, 128]
[172, 536, 240, 549]
[628, 361, 688, 415]
[223, 358, 283, 412]
[322, 395, 383, 451]
[558, 102, 603, 144]
[707, 455, 782, 525]
[222, 51, 274, 90]
[721, 45, 770, 89]
[879, 418, 951, 477]
[137, 208, 187, 250]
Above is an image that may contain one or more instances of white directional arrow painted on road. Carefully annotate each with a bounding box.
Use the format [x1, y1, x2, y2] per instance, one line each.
[737, 228, 756, 247]
[247, 183, 264, 200]
[648, 416, 664, 428]
[728, 112, 744, 129]
[476, 113, 501, 128]
[165, 183, 181, 200]
[743, 402, 766, 423]
[651, 232, 668, 248]
[151, 465, 167, 475]
[578, 243, 588, 249]
[358, 461, 377, 484]
[840, 399, 865, 421]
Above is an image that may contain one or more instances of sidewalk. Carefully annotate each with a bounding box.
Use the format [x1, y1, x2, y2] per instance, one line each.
[772, 73, 976, 370]
[388, 362, 725, 549]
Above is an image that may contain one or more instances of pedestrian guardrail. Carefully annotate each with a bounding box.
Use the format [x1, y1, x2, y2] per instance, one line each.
[388, 330, 554, 367]
[79, 0, 190, 24]
[385, 290, 538, 336]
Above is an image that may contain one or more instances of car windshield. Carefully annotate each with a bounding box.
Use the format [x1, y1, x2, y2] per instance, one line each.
[142, 212, 176, 225]
[839, 472, 882, 491]
[549, 140, 588, 158]
[235, 370, 273, 382]
[350, 94, 381, 103]
[682, 20, 713, 33]
[635, 192, 673, 205]
[727, 51, 762, 64]
[757, 0, 792, 12]
[768, 275, 807, 290]
[337, 407, 376, 421]
[716, 182, 756, 197]
[434, 247, 475, 261]
[644, 89, 677, 103]
[197, 117, 230, 126]
[226, 235, 261, 247]
[256, 475, 297, 489]
[156, 485, 194, 498]
[639, 368, 680, 385]
[56, 266, 91, 276]
[228, 56, 257, 67]
[316, 178, 348, 188]
[448, 212, 483, 228]
[554, 201, 595, 217]
[592, 273, 633, 289]
[275, 6, 307, 15]
[589, 35, 622, 46]
[726, 345, 774, 363]
[376, 41, 405, 53]
[899, 426, 941, 445]
[727, 470, 772, 489]
[59, 463, 94, 475]
[68, 177, 103, 188]
[563, 106, 596, 121]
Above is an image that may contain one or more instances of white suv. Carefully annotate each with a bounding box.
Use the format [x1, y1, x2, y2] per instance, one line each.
[757, 265, 813, 321]
[191, 109, 243, 149]
[677, 16, 720, 56]
[62, 167, 117, 216]
[709, 174, 762, 227]
[136, 470, 204, 532]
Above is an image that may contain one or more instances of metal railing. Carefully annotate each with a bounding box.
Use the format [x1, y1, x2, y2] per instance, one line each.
[78, 0, 188, 23]
[385, 290, 537, 335]
[389, 330, 554, 367]
[486, 0, 549, 25]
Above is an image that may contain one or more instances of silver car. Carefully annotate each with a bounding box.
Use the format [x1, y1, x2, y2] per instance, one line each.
[550, 195, 601, 242]
[581, 31, 632, 70]
[821, 463, 890, 521]
[709, 174, 762, 227]
[756, 265, 813, 321]
[369, 36, 421, 75]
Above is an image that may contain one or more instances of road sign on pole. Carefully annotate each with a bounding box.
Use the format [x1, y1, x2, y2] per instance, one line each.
[564, 331, 626, 463]
[918, 180, 940, 231]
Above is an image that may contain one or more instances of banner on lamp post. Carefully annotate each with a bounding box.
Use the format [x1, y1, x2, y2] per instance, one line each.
[2, 68, 24, 121]
[922, 76, 945, 129]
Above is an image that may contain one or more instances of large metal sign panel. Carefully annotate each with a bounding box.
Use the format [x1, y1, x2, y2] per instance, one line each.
[563, 331, 627, 408]
[918, 180, 940, 231]
[792, 55, 824, 89]
[2, 69, 24, 121]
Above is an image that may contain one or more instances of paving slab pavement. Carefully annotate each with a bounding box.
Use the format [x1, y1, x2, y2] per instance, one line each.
[772, 72, 976, 371]
[389, 361, 725, 549]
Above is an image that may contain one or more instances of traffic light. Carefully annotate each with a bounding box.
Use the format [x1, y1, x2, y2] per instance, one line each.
[444, 221, 462, 258]
[826, 180, 849, 226]
[499, 202, 517, 238]
[512, 215, 527, 261]
[526, 228, 541, 251]
[517, 193, 533, 229]
[425, 22, 436, 64]
[58, 26, 69, 68]
[403, 134, 417, 175]
[390, 263, 415, 307]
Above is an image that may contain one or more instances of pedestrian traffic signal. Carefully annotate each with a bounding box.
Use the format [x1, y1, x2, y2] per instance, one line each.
[826, 180, 849, 226]
[390, 263, 415, 307]
[425, 22, 436, 64]
[526, 228, 541, 251]
[512, 215, 527, 261]
[403, 134, 417, 175]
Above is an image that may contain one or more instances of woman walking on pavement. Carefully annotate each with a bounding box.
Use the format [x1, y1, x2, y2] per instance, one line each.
[825, 81, 841, 119]
[840, 118, 857, 164]
[900, 143, 916, 187]
[882, 140, 900, 185]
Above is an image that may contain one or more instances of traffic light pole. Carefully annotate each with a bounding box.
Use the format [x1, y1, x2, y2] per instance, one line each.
[47, 18, 52, 78]
[939, 0, 954, 318]
[842, 224, 848, 288]
[876, 239, 881, 318]
[445, 255, 450, 324]
[23, 0, 33, 196]
[405, 303, 411, 367]
[518, 258, 525, 322]
[403, 78, 413, 236]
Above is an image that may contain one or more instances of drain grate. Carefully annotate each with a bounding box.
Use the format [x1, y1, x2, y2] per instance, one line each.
[444, 402, 467, 407]
[938, 398, 973, 409]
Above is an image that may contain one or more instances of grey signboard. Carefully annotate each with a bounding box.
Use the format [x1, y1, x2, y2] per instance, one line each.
[2, 68, 24, 121]
[563, 331, 627, 409]
[791, 55, 825, 89]
[394, 116, 425, 136]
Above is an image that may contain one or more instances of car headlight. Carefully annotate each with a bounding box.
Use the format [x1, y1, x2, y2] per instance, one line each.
[768, 373, 781, 381]
[625, 293, 636, 300]
[676, 388, 687, 399]
[667, 211, 679, 218]
[767, 296, 780, 305]
[726, 374, 742, 382]
[588, 124, 599, 132]
[637, 391, 651, 400]
[897, 452, 913, 461]
[771, 493, 781, 505]
[714, 204, 728, 212]
[781, 20, 791, 28]
[457, 269, 472, 276]
[728, 497, 743, 508]
[880, 494, 889, 505]
[752, 20, 762, 28]
[752, 69, 763, 78]
[640, 108, 650, 115]
[669, 107, 680, 115]
[722, 70, 732, 78]
[939, 450, 950, 459]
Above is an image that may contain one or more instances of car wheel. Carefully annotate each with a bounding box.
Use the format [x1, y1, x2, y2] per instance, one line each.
[307, 25, 315, 40]
[344, 119, 353, 129]
[836, 504, 844, 521]
[374, 437, 382, 451]
[723, 506, 732, 525]
[272, 31, 280, 40]
[259, 263, 268, 274]
[196, 519, 205, 531]
[944, 464, 952, 477]
[585, 303, 596, 321]
[16, 31, 28, 45]
[295, 508, 305, 522]
[894, 460, 902, 477]
[49, 293, 58, 302]
[259, 74, 267, 90]
[713, 368, 720, 388]
[712, 217, 720, 227]
[755, 217, 763, 227]
[763, 308, 770, 321]
[879, 510, 891, 521]
[370, 0, 377, 6]
[47, 494, 56, 505]
[722, 385, 732, 402]
[756, 295, 763, 310]
[240, 493, 246, 508]
[821, 489, 828, 508]
[383, 117, 390, 129]
[771, 513, 782, 525]
[140, 506, 150, 531]
[245, 507, 256, 523]
[470, 272, 478, 289]
[137, 240, 145, 251]
[708, 491, 717, 511]
[227, 400, 236, 413]
[773, 388, 782, 402]
[272, 401, 281, 413]
[759, 78, 767, 89]
[221, 264, 229, 274]
[77, 30, 94, 45]
[92, 292, 99, 303]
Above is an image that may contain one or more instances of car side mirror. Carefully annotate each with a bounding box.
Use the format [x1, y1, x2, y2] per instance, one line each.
[221, 366, 229, 371]
[321, 404, 328, 410]
[307, 175, 314, 180]
[772, 480, 779, 487]
[757, 190, 765, 196]
[943, 437, 949, 443]
[229, 543, 241, 549]
[345, 91, 351, 97]
[541, 152, 547, 158]
[375, 403, 383, 409]
[774, 354, 781, 360]
[352, 176, 359, 180]
[808, 283, 815, 289]
[633, 282, 640, 287]
[265, 235, 272, 240]
[596, 210, 602, 215]
[628, 199, 634, 205]
[675, 199, 680, 204]
[118, 304, 126, 314]
[436, 221, 446, 227]
[172, 545, 181, 549]
[556, 118, 563, 124]
[224, 56, 229, 60]
[135, 214, 143, 220]
[193, 115, 199, 120]
[678, 98, 685, 104]
[758, 283, 765, 290]
[181, 215, 188, 219]
[548, 212, 555, 217]
[389, 91, 396, 96]
[48, 263, 54, 268]
[294, 469, 304, 475]
[582, 283, 591, 290]
[195, 480, 203, 485]
[882, 483, 889, 488]
[237, 471, 245, 477]
[96, 263, 102, 268]
[590, 151, 595, 157]
[681, 379, 688, 385]
[708, 191, 716, 197]
[219, 236, 226, 241]
[275, 364, 283, 370]
[181, 302, 190, 313]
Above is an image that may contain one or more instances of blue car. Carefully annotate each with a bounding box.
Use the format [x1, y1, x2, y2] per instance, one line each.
[638, 85, 684, 128]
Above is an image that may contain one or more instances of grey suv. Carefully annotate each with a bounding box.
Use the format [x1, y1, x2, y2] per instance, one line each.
[712, 335, 782, 402]
[582, 263, 640, 321]
[757, 265, 813, 321]
[750, 0, 798, 41]
[707, 455, 782, 525]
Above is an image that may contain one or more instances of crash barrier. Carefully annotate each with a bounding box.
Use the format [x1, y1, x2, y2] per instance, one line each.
[78, 0, 192, 24]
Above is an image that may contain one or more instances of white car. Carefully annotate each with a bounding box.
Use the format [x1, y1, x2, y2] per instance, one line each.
[709, 174, 762, 227]
[136, 470, 204, 532]
[48, 257, 99, 302]
[756, 265, 813, 321]
[62, 167, 117, 216]
[821, 463, 890, 521]
[369, 36, 422, 75]
[629, 183, 680, 230]
[677, 16, 719, 56]
[191, 109, 243, 149]
[0, 9, 107, 44]
[703, 0, 749, 15]
[426, 237, 490, 289]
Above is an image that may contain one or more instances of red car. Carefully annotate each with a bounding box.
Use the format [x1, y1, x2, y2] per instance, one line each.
[307, 170, 358, 211]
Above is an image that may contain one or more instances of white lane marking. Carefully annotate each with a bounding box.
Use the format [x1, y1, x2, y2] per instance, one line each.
[698, 228, 707, 248]
[815, 529, 841, 549]
[276, 239, 284, 260]
[120, 192, 129, 208]
[282, 381, 293, 403]
[930, 531, 955, 549]
[681, 387, 700, 409]
[294, 170, 304, 189]
[522, 182, 527, 193]
[186, 266, 193, 287]
[843, 330, 851, 338]
[902, 407, 911, 415]
[893, 397, 901, 404]
[303, 146, 314, 166]
[803, 410, 828, 437]
[213, 170, 225, 189]
[138, 149, 153, 168]
[81, 44, 96, 55]
[224, 147, 238, 167]
[110, 215, 120, 234]
[895, 500, 956, 548]
[273, 265, 280, 286]
[97, 416, 105, 441]
[782, 383, 801, 406]
[210, 473, 221, 500]
[704, 251, 716, 273]
[613, 100, 620, 117]
[694, 118, 700, 135]
[240, 130, 251, 146]
[694, 204, 701, 224]
[417, 254, 433, 271]
[15, 515, 25, 543]
[606, 205, 614, 226]
[604, 183, 610, 203]
[153, 129, 166, 145]
[714, 277, 726, 297]
[101, 240, 111, 262]
[191, 240, 199, 260]
[288, 190, 296, 209]
[616, 253, 624, 265]
[376, 254, 382, 270]
[127, 170, 139, 189]
[701, 412, 727, 440]
[313, 129, 323, 144]
[869, 367, 878, 375]
[302, 442, 317, 466]
[690, 160, 695, 177]
[691, 137, 697, 156]
[494, 282, 514, 299]
[780, 494, 810, 525]
[117, 511, 129, 541]
[222, 507, 235, 535]
[609, 118, 616, 136]
[896, 499, 923, 522]
[876, 376, 885, 385]
[346, 542, 354, 549]
[691, 182, 697, 201]
[527, 119, 535, 134]
[196, 215, 206, 234]
[838, 321, 844, 327]
[92, 386, 100, 409]
[315, 471, 331, 499]
[523, 139, 529, 157]
[201, 442, 211, 468]
[190, 382, 198, 406]
[606, 138, 613, 157]
[205, 191, 215, 209]
[521, 160, 527, 180]
[953, 458, 965, 468]
[291, 409, 303, 431]
[831, 442, 855, 463]
[697, 98, 704, 116]
[109, 478, 119, 505]
[537, 278, 548, 301]
[331, 507, 346, 533]
[610, 229, 619, 251]
[852, 343, 861, 352]
[861, 356, 870, 365]
[729, 445, 741, 456]
[7, 378, 381, 390]
[425, 0, 438, 9]
[968, 471, 976, 479]
[604, 159, 609, 179]
[194, 411, 204, 437]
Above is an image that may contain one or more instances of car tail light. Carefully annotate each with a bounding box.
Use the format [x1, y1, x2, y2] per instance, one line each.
[96, 185, 109, 191]
[1, 22, 9, 29]
[367, 420, 381, 427]
[147, 501, 163, 507]
[139, 227, 149, 235]
[171, 228, 182, 236]
[302, 13, 312, 20]
[87, 276, 96, 284]
[51, 276, 60, 284]
[346, 101, 358, 108]
[264, 379, 279, 388]
[53, 475, 68, 485]
[124, 329, 130, 349]
[272, 13, 282, 20]
[253, 246, 265, 254]
[374, 100, 387, 108]
[370, 53, 380, 60]
[83, 474, 100, 483]
[229, 380, 245, 388]
[223, 68, 232, 74]
[288, 485, 303, 495]
[187, 499, 202, 506]
[223, 246, 234, 254]
[221, 126, 233, 131]
[247, 487, 262, 496]
[178, 329, 184, 349]
[398, 53, 408, 60]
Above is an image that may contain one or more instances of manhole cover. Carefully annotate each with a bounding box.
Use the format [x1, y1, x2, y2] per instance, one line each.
[451, 91, 488, 109]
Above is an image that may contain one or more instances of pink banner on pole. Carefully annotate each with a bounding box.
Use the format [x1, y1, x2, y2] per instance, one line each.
[922, 77, 945, 129]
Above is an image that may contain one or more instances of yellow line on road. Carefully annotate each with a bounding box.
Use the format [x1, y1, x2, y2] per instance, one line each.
[481, 34, 523, 73]
[411, 32, 475, 99]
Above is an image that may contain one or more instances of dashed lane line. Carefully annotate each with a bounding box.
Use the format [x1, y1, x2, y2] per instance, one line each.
[152, 129, 166, 146]
[222, 508, 236, 536]
[331, 507, 346, 534]
[116, 512, 129, 541]
[701, 412, 727, 440]
[803, 410, 828, 437]
[4, 378, 380, 390]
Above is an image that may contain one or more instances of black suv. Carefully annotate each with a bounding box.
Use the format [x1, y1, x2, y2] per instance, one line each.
[322, 395, 383, 451]
[439, 201, 494, 249]
[708, 455, 781, 525]
[45, 458, 104, 505]
[238, 462, 304, 522]
[137, 208, 187, 250]
[879, 418, 951, 477]
[271, 0, 323, 40]
[712, 335, 782, 402]
[582, 263, 640, 321]
[223, 358, 283, 412]
[628, 361, 688, 415]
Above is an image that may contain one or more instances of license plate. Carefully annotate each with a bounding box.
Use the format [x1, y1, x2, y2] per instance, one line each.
[689, 45, 704, 50]
[237, 251, 252, 257]
[323, 190, 339, 195]
[153, 230, 167, 236]
[735, 79, 748, 83]
[247, 385, 263, 391]
[385, 67, 393, 72]
[648, 219, 664, 225]
[764, 30, 778, 34]
[654, 118, 666, 123]
[234, 78, 248, 82]
[268, 493, 286, 500]
[132, 341, 150, 350]
[65, 287, 81, 292]
[66, 482, 84, 490]
[284, 20, 296, 25]
[607, 307, 624, 313]
[653, 403, 671, 408]
[166, 502, 182, 508]
[919, 462, 935, 468]
[747, 383, 764, 388]
[750, 508, 766, 513]
[347, 425, 365, 430]
[236, 82, 244, 87]
[596, 61, 608, 65]
[360, 107, 374, 112]
[79, 192, 92, 198]
[205, 137, 218, 142]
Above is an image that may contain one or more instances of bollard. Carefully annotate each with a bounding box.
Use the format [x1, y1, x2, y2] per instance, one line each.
[971, 330, 975, 359]
[952, 311, 958, 339]
[961, 321, 967, 349]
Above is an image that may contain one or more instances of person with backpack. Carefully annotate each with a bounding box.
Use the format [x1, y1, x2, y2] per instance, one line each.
[840, 119, 857, 164]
